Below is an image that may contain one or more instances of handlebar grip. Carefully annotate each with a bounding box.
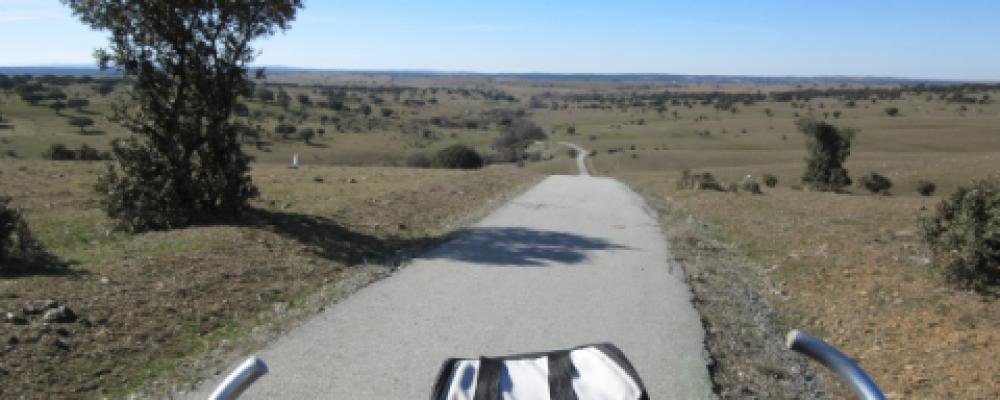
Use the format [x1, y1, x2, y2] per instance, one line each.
[786, 330, 885, 400]
[208, 356, 268, 400]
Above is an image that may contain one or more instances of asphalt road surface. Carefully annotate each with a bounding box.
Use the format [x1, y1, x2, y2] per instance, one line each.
[188, 152, 713, 399]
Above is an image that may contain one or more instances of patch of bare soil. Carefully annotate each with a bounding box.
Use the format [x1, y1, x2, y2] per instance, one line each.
[646, 195, 828, 399]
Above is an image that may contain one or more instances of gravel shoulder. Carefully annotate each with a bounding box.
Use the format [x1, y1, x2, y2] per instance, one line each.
[641, 194, 828, 399]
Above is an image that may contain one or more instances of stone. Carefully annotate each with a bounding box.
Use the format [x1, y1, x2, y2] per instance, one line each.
[5, 312, 27, 325]
[22, 299, 59, 315]
[42, 305, 77, 323]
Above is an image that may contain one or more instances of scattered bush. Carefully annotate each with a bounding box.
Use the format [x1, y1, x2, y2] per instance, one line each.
[920, 177, 1000, 293]
[405, 152, 432, 168]
[858, 172, 893, 194]
[884, 107, 900, 117]
[432, 144, 483, 169]
[917, 180, 937, 196]
[678, 170, 725, 191]
[0, 196, 45, 274]
[763, 173, 778, 188]
[43, 144, 111, 161]
[68, 116, 95, 133]
[798, 118, 855, 192]
[491, 118, 546, 162]
[739, 177, 763, 194]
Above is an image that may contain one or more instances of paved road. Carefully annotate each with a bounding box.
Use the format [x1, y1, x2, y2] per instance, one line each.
[559, 141, 591, 176]
[188, 157, 712, 399]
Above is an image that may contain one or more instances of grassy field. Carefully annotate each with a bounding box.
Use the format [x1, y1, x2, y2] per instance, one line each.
[2, 73, 998, 398]
[569, 90, 1000, 398]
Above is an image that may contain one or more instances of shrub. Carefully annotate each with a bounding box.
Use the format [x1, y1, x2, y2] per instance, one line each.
[763, 173, 778, 188]
[917, 180, 937, 196]
[432, 144, 483, 169]
[884, 107, 900, 117]
[798, 118, 855, 192]
[567, 148, 578, 158]
[678, 170, 725, 191]
[920, 177, 1000, 293]
[491, 118, 546, 162]
[43, 144, 77, 160]
[43, 144, 111, 161]
[405, 152, 432, 168]
[68, 116, 95, 133]
[739, 177, 763, 194]
[0, 196, 45, 273]
[858, 172, 893, 194]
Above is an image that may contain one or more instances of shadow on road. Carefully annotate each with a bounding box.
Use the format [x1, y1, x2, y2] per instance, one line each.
[423, 227, 628, 266]
[244, 208, 440, 266]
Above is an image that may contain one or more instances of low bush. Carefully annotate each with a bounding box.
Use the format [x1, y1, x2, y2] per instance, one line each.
[567, 148, 578, 158]
[432, 144, 483, 169]
[917, 180, 937, 196]
[763, 174, 778, 188]
[0, 196, 45, 274]
[859, 172, 893, 194]
[920, 177, 1000, 293]
[678, 170, 725, 191]
[43, 144, 111, 161]
[739, 177, 763, 194]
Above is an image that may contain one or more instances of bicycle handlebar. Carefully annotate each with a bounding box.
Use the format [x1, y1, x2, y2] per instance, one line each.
[786, 330, 885, 400]
[208, 356, 268, 400]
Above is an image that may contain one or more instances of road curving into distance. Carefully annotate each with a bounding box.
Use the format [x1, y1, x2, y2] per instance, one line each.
[559, 141, 591, 176]
[186, 150, 713, 399]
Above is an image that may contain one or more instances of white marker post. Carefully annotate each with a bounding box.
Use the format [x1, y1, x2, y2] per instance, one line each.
[292, 153, 299, 168]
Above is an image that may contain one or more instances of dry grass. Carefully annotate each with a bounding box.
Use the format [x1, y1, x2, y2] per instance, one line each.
[616, 172, 999, 399]
[566, 87, 1000, 398]
[0, 159, 541, 398]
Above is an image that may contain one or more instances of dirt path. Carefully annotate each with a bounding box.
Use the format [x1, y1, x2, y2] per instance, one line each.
[186, 173, 713, 399]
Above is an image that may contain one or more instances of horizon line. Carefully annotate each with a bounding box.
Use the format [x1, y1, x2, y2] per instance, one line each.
[0, 64, 995, 83]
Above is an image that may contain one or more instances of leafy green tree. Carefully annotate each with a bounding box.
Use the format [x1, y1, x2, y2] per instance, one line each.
[95, 82, 115, 97]
[67, 97, 89, 110]
[68, 116, 95, 133]
[49, 100, 67, 115]
[299, 128, 315, 144]
[491, 118, 547, 162]
[63, 0, 303, 231]
[256, 87, 275, 102]
[275, 123, 297, 139]
[798, 118, 855, 192]
[277, 89, 291, 110]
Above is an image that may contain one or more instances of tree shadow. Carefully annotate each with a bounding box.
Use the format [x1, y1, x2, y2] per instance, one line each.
[0, 123, 13, 130]
[0, 253, 81, 279]
[306, 142, 329, 148]
[242, 208, 438, 266]
[80, 129, 106, 136]
[422, 227, 630, 266]
[238, 210, 628, 269]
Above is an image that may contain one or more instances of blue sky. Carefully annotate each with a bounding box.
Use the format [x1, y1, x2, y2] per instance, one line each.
[2, 0, 999, 80]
